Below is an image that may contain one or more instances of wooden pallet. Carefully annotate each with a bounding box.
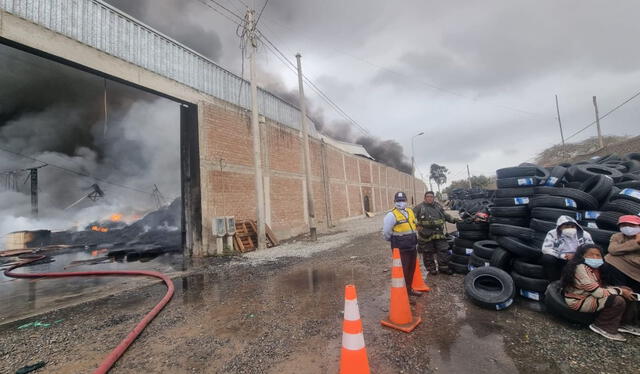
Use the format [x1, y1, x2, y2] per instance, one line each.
[233, 220, 278, 252]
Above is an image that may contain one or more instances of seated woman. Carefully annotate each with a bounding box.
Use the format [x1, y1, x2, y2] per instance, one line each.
[561, 244, 639, 342]
[541, 215, 593, 280]
[604, 215, 640, 292]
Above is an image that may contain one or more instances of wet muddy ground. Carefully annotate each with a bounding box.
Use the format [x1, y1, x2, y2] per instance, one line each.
[1, 217, 639, 373]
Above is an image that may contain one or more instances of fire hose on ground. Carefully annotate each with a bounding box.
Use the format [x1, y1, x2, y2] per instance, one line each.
[4, 255, 175, 374]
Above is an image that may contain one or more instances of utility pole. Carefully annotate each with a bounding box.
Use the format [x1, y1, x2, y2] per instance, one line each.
[466, 164, 473, 189]
[555, 95, 567, 159]
[25, 165, 46, 217]
[593, 96, 604, 149]
[296, 53, 317, 241]
[246, 9, 266, 250]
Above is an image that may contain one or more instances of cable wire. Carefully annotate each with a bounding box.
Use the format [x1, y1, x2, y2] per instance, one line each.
[0, 146, 153, 195]
[255, 0, 270, 26]
[565, 89, 640, 141]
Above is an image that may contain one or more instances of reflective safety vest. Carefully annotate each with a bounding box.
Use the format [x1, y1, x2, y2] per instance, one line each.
[391, 208, 416, 235]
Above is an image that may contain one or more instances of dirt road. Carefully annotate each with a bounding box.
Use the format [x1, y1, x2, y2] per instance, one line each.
[1, 216, 638, 373]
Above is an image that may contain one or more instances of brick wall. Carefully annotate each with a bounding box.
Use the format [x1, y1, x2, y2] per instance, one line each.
[197, 100, 427, 255]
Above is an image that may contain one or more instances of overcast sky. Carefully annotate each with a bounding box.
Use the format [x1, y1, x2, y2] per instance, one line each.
[104, 0, 640, 183]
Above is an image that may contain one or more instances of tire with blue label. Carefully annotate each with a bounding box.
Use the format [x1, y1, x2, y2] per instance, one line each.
[494, 187, 535, 198]
[530, 207, 581, 222]
[544, 281, 596, 325]
[472, 240, 501, 259]
[542, 165, 567, 186]
[464, 267, 515, 311]
[511, 271, 549, 293]
[580, 174, 614, 202]
[595, 211, 624, 231]
[528, 195, 579, 210]
[452, 246, 473, 256]
[489, 224, 535, 241]
[450, 253, 471, 264]
[533, 186, 599, 210]
[469, 253, 491, 267]
[610, 188, 640, 204]
[496, 166, 539, 179]
[492, 197, 531, 207]
[497, 177, 539, 188]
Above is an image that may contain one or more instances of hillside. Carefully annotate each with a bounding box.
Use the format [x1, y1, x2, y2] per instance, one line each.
[534, 135, 638, 166]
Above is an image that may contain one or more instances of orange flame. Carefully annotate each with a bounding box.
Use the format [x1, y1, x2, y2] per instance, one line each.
[91, 225, 109, 233]
[110, 213, 123, 222]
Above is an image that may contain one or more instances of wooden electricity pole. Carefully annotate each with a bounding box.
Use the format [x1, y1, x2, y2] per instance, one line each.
[555, 95, 567, 159]
[593, 96, 604, 149]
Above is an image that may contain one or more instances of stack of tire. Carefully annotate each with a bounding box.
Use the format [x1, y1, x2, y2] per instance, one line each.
[490, 165, 552, 302]
[449, 220, 489, 274]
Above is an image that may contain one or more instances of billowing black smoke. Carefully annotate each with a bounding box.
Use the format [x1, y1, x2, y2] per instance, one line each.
[267, 83, 412, 173]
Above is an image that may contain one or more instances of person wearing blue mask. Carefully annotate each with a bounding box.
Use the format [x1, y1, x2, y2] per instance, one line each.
[561, 244, 639, 342]
[382, 191, 421, 296]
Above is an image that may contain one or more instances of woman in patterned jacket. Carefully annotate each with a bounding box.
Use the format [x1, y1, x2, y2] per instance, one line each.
[561, 244, 639, 342]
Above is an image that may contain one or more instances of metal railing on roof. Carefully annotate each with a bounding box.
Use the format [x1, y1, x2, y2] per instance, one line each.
[0, 0, 318, 136]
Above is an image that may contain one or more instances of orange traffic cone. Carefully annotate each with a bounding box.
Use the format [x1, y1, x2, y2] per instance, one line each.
[380, 248, 422, 333]
[339, 285, 370, 374]
[411, 260, 431, 292]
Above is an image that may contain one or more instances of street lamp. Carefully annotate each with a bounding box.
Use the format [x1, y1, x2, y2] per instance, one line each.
[411, 132, 424, 205]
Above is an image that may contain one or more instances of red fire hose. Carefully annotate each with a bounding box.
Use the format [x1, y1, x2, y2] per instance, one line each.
[4, 255, 175, 374]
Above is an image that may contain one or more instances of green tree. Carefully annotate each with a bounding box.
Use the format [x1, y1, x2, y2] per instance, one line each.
[444, 175, 496, 194]
[429, 163, 448, 192]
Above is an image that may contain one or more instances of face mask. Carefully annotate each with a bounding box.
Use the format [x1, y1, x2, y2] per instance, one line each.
[562, 228, 577, 237]
[620, 226, 640, 236]
[584, 258, 604, 269]
[395, 201, 407, 210]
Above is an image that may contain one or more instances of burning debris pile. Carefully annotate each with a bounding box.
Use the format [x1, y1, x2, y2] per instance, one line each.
[49, 198, 181, 256]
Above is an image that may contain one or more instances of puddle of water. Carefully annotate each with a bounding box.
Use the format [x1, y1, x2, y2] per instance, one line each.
[0, 248, 184, 323]
[280, 268, 338, 293]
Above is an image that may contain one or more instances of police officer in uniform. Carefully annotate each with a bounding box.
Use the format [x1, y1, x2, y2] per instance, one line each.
[383, 191, 421, 296]
[414, 191, 460, 275]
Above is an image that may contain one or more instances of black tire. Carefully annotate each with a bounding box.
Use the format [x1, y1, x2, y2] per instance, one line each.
[489, 216, 530, 227]
[489, 205, 529, 218]
[469, 253, 491, 267]
[489, 248, 513, 270]
[492, 197, 531, 207]
[596, 211, 624, 231]
[464, 267, 515, 310]
[454, 237, 475, 249]
[528, 195, 578, 210]
[456, 221, 489, 231]
[583, 227, 616, 247]
[610, 188, 640, 204]
[494, 187, 535, 198]
[496, 236, 542, 260]
[489, 224, 535, 241]
[497, 177, 539, 188]
[600, 199, 640, 215]
[450, 253, 471, 264]
[533, 186, 599, 210]
[626, 152, 640, 162]
[530, 207, 580, 222]
[615, 181, 640, 190]
[572, 164, 624, 182]
[541, 165, 567, 187]
[544, 281, 596, 325]
[529, 218, 556, 233]
[511, 271, 550, 293]
[459, 230, 489, 241]
[496, 166, 539, 178]
[473, 240, 501, 259]
[452, 246, 473, 256]
[530, 232, 547, 249]
[450, 261, 470, 274]
[580, 174, 614, 202]
[512, 259, 545, 279]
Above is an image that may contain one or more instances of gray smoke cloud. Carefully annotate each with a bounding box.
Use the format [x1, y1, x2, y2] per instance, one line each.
[265, 80, 412, 173]
[0, 44, 180, 244]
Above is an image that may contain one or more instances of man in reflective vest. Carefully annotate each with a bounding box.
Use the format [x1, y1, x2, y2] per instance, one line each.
[414, 191, 460, 275]
[382, 191, 422, 296]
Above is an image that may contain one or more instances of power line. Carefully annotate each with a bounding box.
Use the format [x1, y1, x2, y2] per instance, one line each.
[258, 30, 370, 135]
[565, 89, 640, 141]
[0, 146, 153, 195]
[194, 0, 243, 26]
[205, 0, 245, 20]
[255, 0, 270, 25]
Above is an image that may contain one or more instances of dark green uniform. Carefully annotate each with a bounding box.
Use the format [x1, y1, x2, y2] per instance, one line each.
[413, 201, 457, 274]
